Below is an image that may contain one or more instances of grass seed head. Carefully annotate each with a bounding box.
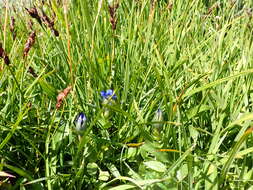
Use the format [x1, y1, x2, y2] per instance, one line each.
[28, 19, 34, 30]
[41, 10, 59, 37]
[23, 31, 36, 58]
[108, 3, 119, 30]
[25, 7, 42, 26]
[10, 16, 16, 40]
[0, 43, 3, 57]
[56, 86, 72, 109]
[0, 43, 10, 66]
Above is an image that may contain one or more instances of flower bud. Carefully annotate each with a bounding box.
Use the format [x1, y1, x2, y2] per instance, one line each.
[152, 109, 163, 128]
[75, 112, 87, 132]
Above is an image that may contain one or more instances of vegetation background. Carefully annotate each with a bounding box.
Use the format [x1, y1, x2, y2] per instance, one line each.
[1, 0, 253, 189]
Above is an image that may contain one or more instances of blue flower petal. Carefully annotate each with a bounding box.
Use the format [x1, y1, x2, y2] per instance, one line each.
[106, 89, 113, 96]
[101, 89, 117, 100]
[100, 91, 107, 99]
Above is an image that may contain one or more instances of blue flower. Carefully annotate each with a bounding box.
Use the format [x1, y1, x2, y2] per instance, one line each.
[152, 109, 163, 127]
[75, 112, 87, 131]
[100, 89, 117, 100]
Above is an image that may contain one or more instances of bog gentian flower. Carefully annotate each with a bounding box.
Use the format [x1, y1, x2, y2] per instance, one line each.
[152, 109, 163, 127]
[75, 112, 87, 132]
[100, 89, 117, 100]
[100, 89, 116, 117]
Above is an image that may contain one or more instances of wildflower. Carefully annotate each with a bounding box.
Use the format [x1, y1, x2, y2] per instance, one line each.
[152, 108, 163, 140]
[152, 109, 163, 127]
[75, 112, 87, 132]
[100, 89, 117, 100]
[100, 89, 117, 117]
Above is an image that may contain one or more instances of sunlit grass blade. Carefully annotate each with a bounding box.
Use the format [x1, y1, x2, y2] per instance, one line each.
[221, 127, 253, 183]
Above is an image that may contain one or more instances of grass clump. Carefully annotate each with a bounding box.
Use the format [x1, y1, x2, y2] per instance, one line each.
[1, 0, 253, 189]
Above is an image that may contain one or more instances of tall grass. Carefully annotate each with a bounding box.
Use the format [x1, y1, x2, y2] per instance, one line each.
[1, 0, 253, 189]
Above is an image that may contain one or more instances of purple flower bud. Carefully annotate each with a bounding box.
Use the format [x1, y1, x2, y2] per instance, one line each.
[75, 112, 87, 131]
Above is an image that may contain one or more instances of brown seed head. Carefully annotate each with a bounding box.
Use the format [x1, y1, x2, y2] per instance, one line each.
[41, 10, 59, 37]
[10, 16, 16, 40]
[28, 19, 34, 30]
[28, 66, 38, 77]
[23, 31, 36, 58]
[56, 86, 72, 109]
[0, 43, 3, 57]
[0, 43, 10, 66]
[108, 3, 119, 30]
[25, 7, 42, 25]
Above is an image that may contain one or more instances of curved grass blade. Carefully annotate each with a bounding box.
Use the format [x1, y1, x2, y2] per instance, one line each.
[182, 69, 253, 99]
[0, 164, 32, 180]
[221, 127, 253, 183]
[0, 105, 30, 151]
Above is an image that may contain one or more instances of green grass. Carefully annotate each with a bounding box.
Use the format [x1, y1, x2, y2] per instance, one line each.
[1, 0, 253, 189]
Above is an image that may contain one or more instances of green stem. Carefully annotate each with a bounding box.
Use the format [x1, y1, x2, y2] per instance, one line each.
[8, 67, 25, 103]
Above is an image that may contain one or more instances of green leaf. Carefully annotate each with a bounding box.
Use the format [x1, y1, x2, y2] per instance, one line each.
[0, 105, 30, 151]
[186, 105, 210, 119]
[1, 164, 32, 180]
[189, 126, 199, 141]
[222, 113, 253, 134]
[126, 147, 137, 159]
[106, 163, 121, 178]
[99, 170, 110, 181]
[221, 127, 253, 181]
[134, 179, 163, 186]
[176, 164, 188, 181]
[87, 163, 98, 176]
[235, 147, 253, 158]
[164, 145, 194, 178]
[109, 184, 136, 190]
[100, 176, 162, 189]
[183, 69, 253, 99]
[38, 79, 57, 98]
[143, 161, 166, 173]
